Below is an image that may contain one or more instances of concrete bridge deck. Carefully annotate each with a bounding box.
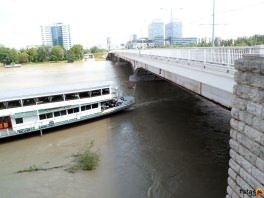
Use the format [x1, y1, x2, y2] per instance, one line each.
[111, 46, 263, 108]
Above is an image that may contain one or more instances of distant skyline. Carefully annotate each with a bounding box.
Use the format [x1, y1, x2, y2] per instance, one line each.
[0, 0, 263, 49]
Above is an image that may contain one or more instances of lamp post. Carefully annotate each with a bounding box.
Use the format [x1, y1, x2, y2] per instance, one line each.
[212, 0, 215, 47]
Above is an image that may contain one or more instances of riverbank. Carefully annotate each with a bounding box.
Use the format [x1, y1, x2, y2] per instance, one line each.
[0, 55, 107, 68]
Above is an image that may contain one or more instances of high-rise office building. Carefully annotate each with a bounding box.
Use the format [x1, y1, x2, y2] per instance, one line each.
[165, 21, 182, 44]
[148, 20, 164, 46]
[41, 23, 72, 50]
[132, 34, 137, 42]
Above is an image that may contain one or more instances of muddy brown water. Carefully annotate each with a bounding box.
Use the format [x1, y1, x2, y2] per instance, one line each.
[0, 61, 230, 198]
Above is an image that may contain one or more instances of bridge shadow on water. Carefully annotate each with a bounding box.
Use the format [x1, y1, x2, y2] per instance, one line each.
[107, 62, 231, 198]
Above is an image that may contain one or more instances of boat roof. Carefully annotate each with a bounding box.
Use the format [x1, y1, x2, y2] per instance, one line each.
[0, 81, 113, 102]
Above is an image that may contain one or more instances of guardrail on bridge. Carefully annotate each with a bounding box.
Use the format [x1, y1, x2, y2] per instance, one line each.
[112, 46, 264, 70]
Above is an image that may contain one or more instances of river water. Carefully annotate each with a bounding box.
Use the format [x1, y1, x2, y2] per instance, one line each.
[0, 61, 230, 198]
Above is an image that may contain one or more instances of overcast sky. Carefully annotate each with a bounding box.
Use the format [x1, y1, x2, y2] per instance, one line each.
[0, 0, 263, 49]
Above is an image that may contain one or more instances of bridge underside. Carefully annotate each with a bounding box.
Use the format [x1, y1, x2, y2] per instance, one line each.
[111, 54, 233, 108]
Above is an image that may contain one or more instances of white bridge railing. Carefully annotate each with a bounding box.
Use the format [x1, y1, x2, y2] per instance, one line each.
[113, 46, 264, 69]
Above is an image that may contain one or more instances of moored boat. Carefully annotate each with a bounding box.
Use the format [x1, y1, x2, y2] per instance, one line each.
[4, 63, 22, 68]
[83, 53, 95, 61]
[0, 82, 135, 138]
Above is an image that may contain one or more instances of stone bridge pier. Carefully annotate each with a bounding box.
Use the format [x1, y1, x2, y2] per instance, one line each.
[227, 55, 264, 197]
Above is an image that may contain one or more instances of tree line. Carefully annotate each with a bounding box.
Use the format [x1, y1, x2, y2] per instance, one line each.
[0, 44, 107, 65]
[194, 34, 264, 47]
[152, 34, 264, 48]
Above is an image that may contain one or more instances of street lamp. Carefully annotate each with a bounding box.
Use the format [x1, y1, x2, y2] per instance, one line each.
[212, 0, 216, 47]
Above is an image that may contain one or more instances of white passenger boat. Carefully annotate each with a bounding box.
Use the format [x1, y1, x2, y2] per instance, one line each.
[83, 53, 95, 61]
[0, 82, 135, 138]
[4, 64, 21, 68]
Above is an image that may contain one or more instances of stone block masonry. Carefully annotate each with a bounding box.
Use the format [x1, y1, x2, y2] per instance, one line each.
[227, 54, 264, 198]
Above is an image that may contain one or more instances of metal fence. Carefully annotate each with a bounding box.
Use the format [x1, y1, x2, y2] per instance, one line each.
[113, 46, 264, 69]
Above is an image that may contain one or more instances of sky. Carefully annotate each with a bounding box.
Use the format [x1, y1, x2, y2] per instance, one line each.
[0, 0, 263, 49]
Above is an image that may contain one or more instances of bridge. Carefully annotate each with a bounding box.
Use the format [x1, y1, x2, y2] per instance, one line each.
[110, 46, 264, 108]
[109, 47, 264, 197]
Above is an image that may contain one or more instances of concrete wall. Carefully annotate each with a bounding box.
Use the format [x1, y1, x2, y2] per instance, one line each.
[227, 55, 264, 198]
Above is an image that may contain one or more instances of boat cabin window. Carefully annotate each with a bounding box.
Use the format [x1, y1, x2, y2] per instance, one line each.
[39, 113, 53, 120]
[65, 93, 79, 100]
[54, 111, 60, 117]
[102, 88, 110, 95]
[23, 98, 36, 106]
[81, 104, 91, 111]
[91, 90, 101, 97]
[53, 110, 67, 117]
[0, 102, 6, 110]
[67, 109, 74, 114]
[39, 114, 46, 120]
[7, 100, 22, 108]
[61, 110, 67, 116]
[92, 103, 98, 109]
[79, 91, 90, 99]
[86, 105, 91, 110]
[46, 113, 53, 119]
[37, 96, 50, 104]
[15, 118, 23, 124]
[73, 107, 79, 113]
[0, 116, 11, 129]
[50, 95, 64, 102]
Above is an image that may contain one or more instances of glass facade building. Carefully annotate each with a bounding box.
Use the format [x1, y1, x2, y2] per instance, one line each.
[170, 37, 198, 45]
[51, 26, 63, 46]
[165, 21, 182, 44]
[148, 20, 164, 46]
[41, 23, 71, 50]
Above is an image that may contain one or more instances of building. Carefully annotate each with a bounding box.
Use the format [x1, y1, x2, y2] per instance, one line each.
[164, 21, 198, 45]
[148, 20, 164, 46]
[165, 21, 182, 44]
[40, 23, 72, 50]
[126, 37, 153, 49]
[170, 37, 198, 45]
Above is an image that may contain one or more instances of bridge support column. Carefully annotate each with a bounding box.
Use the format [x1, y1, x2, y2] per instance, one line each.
[227, 55, 264, 197]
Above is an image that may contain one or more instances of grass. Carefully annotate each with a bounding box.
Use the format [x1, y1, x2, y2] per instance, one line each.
[66, 141, 100, 173]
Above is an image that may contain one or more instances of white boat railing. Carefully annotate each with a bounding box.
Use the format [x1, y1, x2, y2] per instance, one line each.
[113, 45, 264, 70]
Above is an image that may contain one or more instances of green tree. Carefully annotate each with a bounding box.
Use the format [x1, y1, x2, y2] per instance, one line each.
[0, 53, 12, 65]
[51, 45, 65, 61]
[9, 48, 19, 63]
[70, 44, 84, 60]
[89, 46, 106, 54]
[18, 52, 29, 63]
[26, 48, 38, 62]
[84, 48, 91, 54]
[37, 46, 51, 62]
[0, 47, 17, 65]
[66, 50, 75, 63]
[90, 46, 99, 53]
